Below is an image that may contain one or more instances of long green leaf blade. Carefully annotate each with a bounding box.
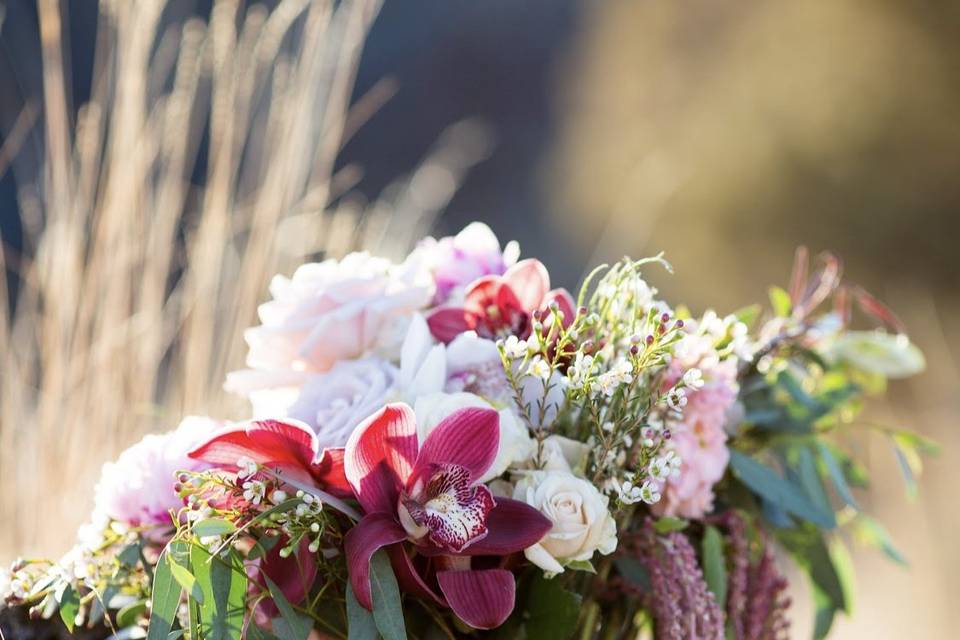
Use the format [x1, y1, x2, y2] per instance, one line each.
[369, 550, 406, 640]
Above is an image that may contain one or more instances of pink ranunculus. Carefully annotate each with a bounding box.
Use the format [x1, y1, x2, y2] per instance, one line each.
[414, 222, 520, 305]
[654, 361, 738, 520]
[92, 416, 221, 528]
[225, 252, 433, 400]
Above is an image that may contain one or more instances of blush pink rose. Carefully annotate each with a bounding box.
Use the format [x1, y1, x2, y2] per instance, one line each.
[226, 252, 433, 399]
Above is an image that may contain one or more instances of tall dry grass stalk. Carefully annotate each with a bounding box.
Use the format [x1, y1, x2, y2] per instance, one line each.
[0, 0, 488, 560]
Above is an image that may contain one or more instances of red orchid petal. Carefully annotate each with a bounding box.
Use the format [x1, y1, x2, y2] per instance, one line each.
[345, 403, 419, 514]
[387, 545, 446, 607]
[253, 537, 317, 620]
[427, 307, 474, 344]
[344, 514, 408, 610]
[437, 569, 516, 630]
[463, 276, 504, 315]
[188, 419, 318, 485]
[418, 466, 495, 553]
[543, 288, 576, 328]
[503, 259, 550, 310]
[456, 497, 552, 556]
[312, 448, 352, 499]
[413, 407, 499, 485]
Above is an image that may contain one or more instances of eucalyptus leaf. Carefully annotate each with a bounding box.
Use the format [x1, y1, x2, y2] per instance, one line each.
[818, 444, 859, 509]
[191, 544, 247, 639]
[614, 557, 650, 592]
[192, 518, 237, 538]
[147, 544, 184, 640]
[264, 575, 312, 640]
[58, 584, 79, 633]
[346, 582, 379, 640]
[117, 542, 142, 568]
[524, 572, 581, 640]
[369, 550, 406, 640]
[116, 599, 148, 628]
[701, 526, 727, 609]
[729, 450, 836, 529]
[168, 557, 204, 605]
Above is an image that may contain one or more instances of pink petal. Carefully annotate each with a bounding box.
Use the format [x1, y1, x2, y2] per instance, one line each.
[312, 448, 352, 498]
[427, 307, 473, 343]
[543, 288, 576, 328]
[387, 546, 446, 607]
[344, 514, 409, 610]
[344, 404, 419, 514]
[413, 407, 499, 484]
[188, 419, 318, 485]
[456, 497, 552, 556]
[503, 259, 549, 310]
[462, 277, 504, 316]
[437, 569, 516, 630]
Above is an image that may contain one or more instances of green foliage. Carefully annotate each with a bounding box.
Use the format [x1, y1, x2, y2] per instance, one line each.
[193, 519, 238, 538]
[700, 525, 727, 610]
[652, 516, 688, 534]
[265, 575, 312, 640]
[346, 582, 379, 640]
[147, 544, 185, 640]
[57, 584, 79, 633]
[729, 450, 836, 529]
[369, 550, 406, 640]
[190, 545, 247, 640]
[522, 573, 582, 640]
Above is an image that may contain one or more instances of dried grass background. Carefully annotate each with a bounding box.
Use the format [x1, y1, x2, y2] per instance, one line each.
[0, 0, 488, 560]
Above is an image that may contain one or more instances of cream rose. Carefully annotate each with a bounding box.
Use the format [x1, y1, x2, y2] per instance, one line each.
[513, 471, 617, 574]
[413, 391, 535, 483]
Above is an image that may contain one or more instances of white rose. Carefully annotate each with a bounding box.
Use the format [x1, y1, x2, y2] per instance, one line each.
[513, 471, 617, 574]
[539, 435, 592, 474]
[413, 391, 535, 482]
[255, 358, 398, 449]
[226, 252, 432, 399]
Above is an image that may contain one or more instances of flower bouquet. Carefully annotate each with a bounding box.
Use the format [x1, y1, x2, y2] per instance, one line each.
[2, 223, 932, 639]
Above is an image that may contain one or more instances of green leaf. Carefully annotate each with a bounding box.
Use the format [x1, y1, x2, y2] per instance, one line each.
[701, 526, 727, 609]
[732, 304, 761, 327]
[829, 331, 925, 378]
[147, 544, 184, 640]
[564, 559, 596, 574]
[346, 582, 379, 640]
[812, 586, 837, 640]
[264, 575, 312, 640]
[191, 544, 247, 640]
[729, 450, 836, 529]
[117, 542, 142, 568]
[524, 572, 582, 640]
[167, 631, 185, 640]
[116, 599, 148, 628]
[168, 556, 204, 605]
[818, 444, 859, 510]
[247, 534, 281, 561]
[851, 515, 907, 566]
[369, 550, 406, 640]
[58, 584, 79, 633]
[192, 519, 237, 538]
[614, 557, 650, 592]
[769, 286, 792, 317]
[652, 516, 688, 534]
[796, 446, 832, 515]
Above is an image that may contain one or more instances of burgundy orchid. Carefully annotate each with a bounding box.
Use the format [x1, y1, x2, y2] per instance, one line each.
[188, 418, 353, 500]
[427, 258, 576, 343]
[343, 403, 551, 630]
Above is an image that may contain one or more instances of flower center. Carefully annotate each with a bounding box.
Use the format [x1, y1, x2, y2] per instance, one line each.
[398, 463, 495, 553]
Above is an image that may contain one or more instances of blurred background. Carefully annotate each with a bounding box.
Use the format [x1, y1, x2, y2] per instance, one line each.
[1, 1, 957, 637]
